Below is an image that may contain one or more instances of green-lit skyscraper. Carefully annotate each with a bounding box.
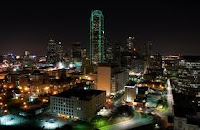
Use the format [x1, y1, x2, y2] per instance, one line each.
[90, 10, 104, 65]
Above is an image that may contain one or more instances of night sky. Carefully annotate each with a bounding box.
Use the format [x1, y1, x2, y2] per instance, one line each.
[0, 1, 200, 55]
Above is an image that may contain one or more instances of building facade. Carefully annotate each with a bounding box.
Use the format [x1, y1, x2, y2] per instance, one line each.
[57, 41, 64, 61]
[177, 56, 200, 96]
[97, 64, 127, 96]
[174, 116, 200, 130]
[47, 38, 58, 64]
[50, 88, 106, 121]
[124, 83, 137, 103]
[97, 65, 111, 95]
[47, 38, 64, 64]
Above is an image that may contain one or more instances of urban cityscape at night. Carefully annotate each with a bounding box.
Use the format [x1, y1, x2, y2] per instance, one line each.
[0, 1, 200, 130]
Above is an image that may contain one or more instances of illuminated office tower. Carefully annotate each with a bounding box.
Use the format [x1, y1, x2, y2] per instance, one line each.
[127, 36, 135, 51]
[72, 42, 81, 62]
[90, 10, 104, 65]
[57, 42, 64, 61]
[47, 38, 58, 64]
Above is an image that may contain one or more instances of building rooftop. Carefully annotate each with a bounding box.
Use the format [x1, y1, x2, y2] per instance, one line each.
[98, 63, 119, 68]
[52, 88, 105, 101]
[126, 81, 136, 87]
[187, 116, 200, 126]
[180, 56, 200, 62]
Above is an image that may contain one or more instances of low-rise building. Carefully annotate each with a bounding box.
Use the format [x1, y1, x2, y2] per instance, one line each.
[124, 81, 137, 103]
[50, 88, 106, 121]
[174, 116, 200, 130]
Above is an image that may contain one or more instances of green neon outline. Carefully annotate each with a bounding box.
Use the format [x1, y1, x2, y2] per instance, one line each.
[90, 10, 104, 64]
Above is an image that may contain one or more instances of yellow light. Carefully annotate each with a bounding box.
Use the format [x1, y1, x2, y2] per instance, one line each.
[157, 105, 163, 109]
[21, 98, 24, 100]
[4, 104, 7, 107]
[19, 86, 22, 89]
[23, 102, 26, 105]
[0, 97, 2, 99]
[42, 99, 48, 102]
[133, 102, 137, 106]
[4, 109, 7, 113]
[24, 87, 29, 91]
[24, 105, 27, 108]
[0, 102, 2, 105]
[53, 91, 57, 95]
[44, 87, 49, 90]
[87, 76, 91, 80]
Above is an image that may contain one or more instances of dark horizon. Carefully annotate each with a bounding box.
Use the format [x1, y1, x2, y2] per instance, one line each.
[0, 1, 200, 56]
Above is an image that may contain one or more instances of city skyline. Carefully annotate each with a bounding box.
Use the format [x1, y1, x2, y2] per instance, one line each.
[0, 1, 200, 129]
[0, 1, 200, 55]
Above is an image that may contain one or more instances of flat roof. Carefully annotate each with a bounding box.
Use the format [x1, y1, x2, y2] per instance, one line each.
[52, 88, 105, 101]
[180, 56, 200, 61]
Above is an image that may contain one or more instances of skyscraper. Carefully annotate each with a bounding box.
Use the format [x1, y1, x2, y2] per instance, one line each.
[90, 10, 104, 65]
[47, 38, 58, 64]
[57, 42, 64, 61]
[47, 38, 64, 64]
[71, 42, 81, 62]
[127, 36, 135, 51]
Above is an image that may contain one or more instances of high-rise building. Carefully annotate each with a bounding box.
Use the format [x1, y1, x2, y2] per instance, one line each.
[90, 10, 104, 65]
[81, 48, 87, 59]
[104, 39, 114, 63]
[176, 56, 200, 95]
[57, 42, 64, 61]
[24, 50, 30, 56]
[47, 38, 64, 64]
[47, 38, 58, 64]
[71, 42, 81, 62]
[127, 36, 135, 51]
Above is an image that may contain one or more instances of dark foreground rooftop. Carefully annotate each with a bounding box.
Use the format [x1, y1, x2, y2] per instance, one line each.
[52, 88, 105, 101]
